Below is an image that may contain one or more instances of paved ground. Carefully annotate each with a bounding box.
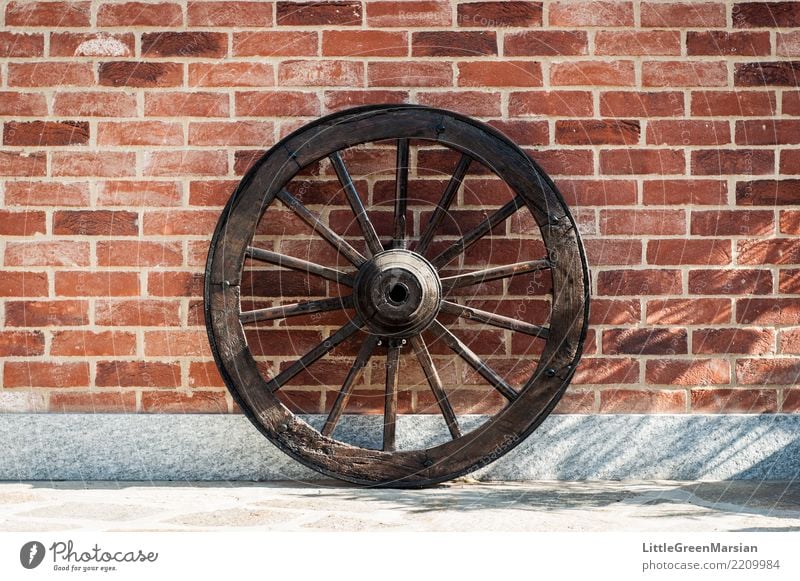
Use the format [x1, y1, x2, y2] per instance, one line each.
[1, 480, 799, 532]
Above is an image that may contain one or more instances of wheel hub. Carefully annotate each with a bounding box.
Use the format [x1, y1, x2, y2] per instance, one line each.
[353, 249, 441, 338]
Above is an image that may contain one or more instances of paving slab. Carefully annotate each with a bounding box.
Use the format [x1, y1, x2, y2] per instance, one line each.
[0, 481, 799, 532]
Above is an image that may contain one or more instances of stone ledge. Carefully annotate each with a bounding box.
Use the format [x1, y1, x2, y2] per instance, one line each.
[1, 413, 798, 481]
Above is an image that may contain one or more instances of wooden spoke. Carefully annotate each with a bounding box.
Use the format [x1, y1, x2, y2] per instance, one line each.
[439, 300, 550, 339]
[239, 296, 353, 325]
[440, 259, 551, 290]
[410, 336, 461, 439]
[416, 154, 472, 256]
[246, 246, 355, 286]
[322, 335, 379, 437]
[430, 321, 518, 401]
[265, 317, 363, 392]
[276, 188, 366, 267]
[329, 151, 384, 256]
[383, 342, 401, 452]
[393, 138, 409, 248]
[431, 195, 525, 269]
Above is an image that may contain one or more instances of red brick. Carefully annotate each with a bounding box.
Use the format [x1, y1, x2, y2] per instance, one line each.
[457, 61, 542, 87]
[142, 391, 228, 413]
[600, 389, 686, 413]
[188, 180, 237, 206]
[0, 92, 48, 116]
[188, 361, 225, 388]
[504, 30, 587, 56]
[368, 61, 453, 87]
[51, 330, 136, 357]
[52, 152, 135, 178]
[188, 1, 273, 27]
[5, 182, 89, 207]
[277, 1, 361, 25]
[736, 120, 800, 145]
[597, 269, 682, 296]
[5, 300, 88, 327]
[188, 121, 273, 146]
[595, 31, 680, 55]
[145, 330, 211, 357]
[737, 298, 800, 324]
[97, 2, 182, 26]
[778, 32, 800, 57]
[643, 61, 728, 87]
[691, 389, 777, 413]
[55, 271, 140, 297]
[601, 149, 685, 175]
[54, 92, 138, 117]
[781, 150, 800, 174]
[691, 210, 774, 236]
[738, 359, 800, 385]
[95, 299, 180, 326]
[735, 61, 800, 87]
[556, 119, 638, 145]
[692, 150, 774, 175]
[142, 31, 227, 58]
[646, 120, 730, 146]
[781, 210, 800, 234]
[5, 362, 89, 388]
[96, 361, 181, 388]
[603, 328, 688, 355]
[646, 298, 731, 325]
[694, 328, 775, 355]
[147, 271, 204, 297]
[509, 91, 593, 116]
[600, 91, 684, 117]
[8, 62, 93, 87]
[49, 392, 136, 413]
[779, 269, 800, 293]
[99, 62, 182, 87]
[0, 271, 48, 297]
[97, 121, 183, 146]
[646, 359, 730, 385]
[96, 181, 183, 207]
[641, 2, 726, 27]
[553, 390, 595, 414]
[558, 179, 637, 205]
[780, 330, 800, 354]
[279, 60, 362, 87]
[740, 239, 800, 267]
[49, 32, 133, 57]
[687, 31, 771, 56]
[412, 31, 497, 57]
[145, 91, 229, 117]
[691, 90, 776, 116]
[584, 239, 642, 265]
[324, 90, 409, 111]
[733, 2, 800, 28]
[234, 31, 318, 57]
[0, 210, 46, 236]
[529, 149, 594, 176]
[785, 389, 800, 411]
[366, 1, 451, 27]
[97, 240, 182, 267]
[647, 239, 731, 265]
[549, 1, 633, 26]
[417, 91, 500, 117]
[458, 2, 542, 27]
[573, 357, 639, 384]
[6, 1, 90, 26]
[322, 30, 406, 57]
[643, 180, 727, 205]
[143, 210, 219, 236]
[0, 32, 44, 57]
[5, 241, 90, 267]
[588, 299, 641, 325]
[189, 63, 273, 87]
[0, 151, 46, 177]
[143, 151, 227, 177]
[236, 90, 321, 117]
[600, 209, 685, 235]
[688, 269, 772, 295]
[736, 180, 800, 205]
[551, 60, 635, 86]
[53, 210, 138, 236]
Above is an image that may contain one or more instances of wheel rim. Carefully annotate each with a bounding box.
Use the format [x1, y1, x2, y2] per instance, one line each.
[205, 105, 590, 487]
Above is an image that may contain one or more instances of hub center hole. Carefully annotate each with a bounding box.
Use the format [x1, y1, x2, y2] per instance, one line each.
[387, 283, 409, 305]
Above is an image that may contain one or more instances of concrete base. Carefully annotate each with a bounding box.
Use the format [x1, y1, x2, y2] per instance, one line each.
[1, 413, 799, 481]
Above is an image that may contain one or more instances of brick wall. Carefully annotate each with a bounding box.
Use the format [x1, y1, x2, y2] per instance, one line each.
[0, 0, 798, 415]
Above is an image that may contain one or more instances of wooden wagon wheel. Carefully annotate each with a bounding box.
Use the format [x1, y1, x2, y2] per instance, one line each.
[205, 105, 589, 487]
